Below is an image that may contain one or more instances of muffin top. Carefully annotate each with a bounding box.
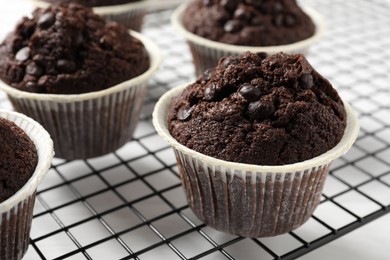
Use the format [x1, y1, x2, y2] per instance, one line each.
[168, 52, 347, 166]
[0, 3, 149, 94]
[41, 0, 142, 7]
[182, 0, 315, 46]
[0, 118, 38, 203]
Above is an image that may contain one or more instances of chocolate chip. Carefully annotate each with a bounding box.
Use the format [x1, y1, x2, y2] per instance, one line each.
[203, 0, 213, 6]
[244, 0, 261, 7]
[224, 20, 242, 33]
[219, 56, 237, 68]
[100, 35, 112, 46]
[15, 47, 30, 61]
[284, 14, 296, 27]
[273, 14, 284, 27]
[23, 74, 36, 82]
[274, 2, 283, 11]
[299, 73, 314, 89]
[234, 7, 252, 21]
[220, 0, 238, 12]
[26, 81, 39, 92]
[273, 13, 296, 27]
[20, 21, 35, 38]
[56, 59, 76, 73]
[55, 12, 64, 22]
[204, 82, 217, 101]
[202, 68, 214, 82]
[32, 54, 44, 62]
[256, 52, 268, 60]
[26, 81, 36, 88]
[11, 36, 23, 52]
[37, 13, 55, 29]
[247, 100, 275, 120]
[26, 62, 43, 76]
[9, 67, 24, 81]
[238, 83, 262, 100]
[177, 106, 193, 121]
[262, 2, 284, 14]
[37, 75, 49, 86]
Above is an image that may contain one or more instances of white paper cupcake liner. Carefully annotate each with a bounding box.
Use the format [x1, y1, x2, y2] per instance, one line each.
[0, 110, 53, 260]
[153, 84, 360, 237]
[0, 31, 162, 160]
[29, 0, 150, 31]
[171, 3, 326, 76]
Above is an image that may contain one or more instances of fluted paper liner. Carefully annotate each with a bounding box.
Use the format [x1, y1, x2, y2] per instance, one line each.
[0, 31, 162, 160]
[29, 0, 149, 31]
[0, 110, 53, 260]
[153, 84, 360, 237]
[171, 3, 326, 76]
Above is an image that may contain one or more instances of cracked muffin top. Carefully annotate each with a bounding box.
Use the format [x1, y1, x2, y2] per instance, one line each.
[168, 52, 346, 165]
[182, 0, 315, 46]
[0, 3, 149, 94]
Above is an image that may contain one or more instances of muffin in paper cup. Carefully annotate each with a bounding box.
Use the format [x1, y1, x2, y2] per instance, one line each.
[0, 110, 53, 260]
[29, 0, 149, 31]
[153, 84, 359, 237]
[171, 2, 326, 76]
[0, 31, 161, 160]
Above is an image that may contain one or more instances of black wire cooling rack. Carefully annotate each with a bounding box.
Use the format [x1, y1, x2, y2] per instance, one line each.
[1, 0, 390, 259]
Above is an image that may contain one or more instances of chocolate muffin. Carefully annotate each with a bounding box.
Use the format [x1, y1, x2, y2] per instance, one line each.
[0, 3, 161, 160]
[154, 52, 358, 237]
[0, 3, 149, 94]
[168, 52, 346, 165]
[41, 0, 142, 7]
[0, 117, 38, 203]
[0, 110, 53, 260]
[182, 0, 316, 46]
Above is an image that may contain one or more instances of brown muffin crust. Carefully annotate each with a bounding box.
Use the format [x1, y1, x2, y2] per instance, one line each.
[0, 118, 38, 203]
[182, 0, 315, 46]
[41, 0, 142, 7]
[168, 52, 347, 165]
[0, 3, 149, 94]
